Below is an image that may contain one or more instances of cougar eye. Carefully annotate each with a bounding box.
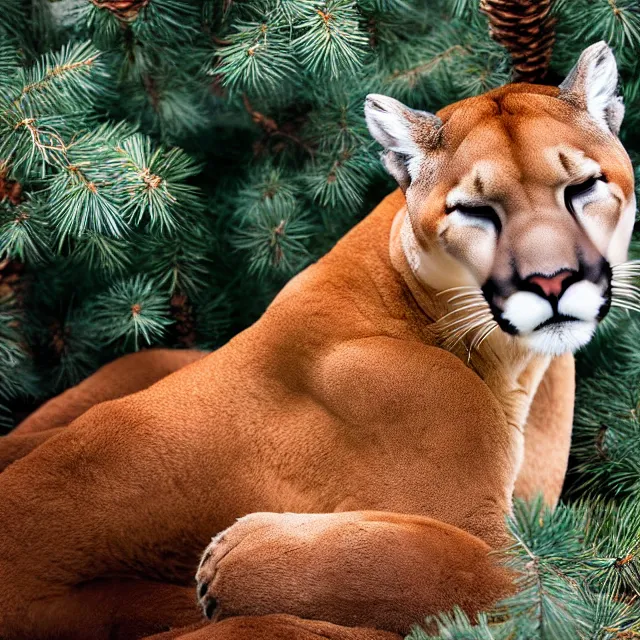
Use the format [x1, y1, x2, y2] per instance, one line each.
[446, 205, 502, 233]
[564, 176, 605, 214]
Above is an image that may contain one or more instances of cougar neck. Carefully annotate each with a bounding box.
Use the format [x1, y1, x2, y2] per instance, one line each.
[389, 207, 551, 437]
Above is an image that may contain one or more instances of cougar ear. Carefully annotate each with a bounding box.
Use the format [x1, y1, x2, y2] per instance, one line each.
[365, 94, 441, 191]
[559, 41, 624, 135]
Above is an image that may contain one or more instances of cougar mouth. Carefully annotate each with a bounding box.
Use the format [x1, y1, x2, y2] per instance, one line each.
[482, 266, 611, 335]
[435, 260, 615, 355]
[535, 314, 585, 330]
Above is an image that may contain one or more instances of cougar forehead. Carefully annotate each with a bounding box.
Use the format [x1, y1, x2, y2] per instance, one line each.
[414, 86, 633, 212]
[408, 86, 634, 274]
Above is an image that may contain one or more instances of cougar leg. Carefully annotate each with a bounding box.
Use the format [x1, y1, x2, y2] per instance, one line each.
[194, 511, 514, 635]
[143, 622, 211, 640]
[0, 400, 232, 640]
[515, 353, 575, 507]
[143, 616, 401, 640]
[1, 349, 206, 471]
[13, 349, 206, 435]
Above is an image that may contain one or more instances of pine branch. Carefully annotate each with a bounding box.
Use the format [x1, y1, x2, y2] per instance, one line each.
[39, 306, 102, 394]
[115, 133, 204, 232]
[70, 233, 132, 276]
[304, 147, 376, 212]
[0, 196, 52, 264]
[576, 0, 640, 53]
[293, 1, 370, 77]
[0, 292, 39, 407]
[143, 232, 213, 297]
[46, 127, 128, 244]
[216, 19, 300, 98]
[12, 42, 107, 113]
[0, 42, 109, 181]
[242, 94, 315, 156]
[87, 274, 173, 351]
[0, 38, 20, 78]
[194, 290, 233, 349]
[230, 166, 313, 280]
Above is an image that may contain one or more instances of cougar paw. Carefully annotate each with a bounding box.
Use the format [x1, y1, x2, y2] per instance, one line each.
[195, 512, 312, 621]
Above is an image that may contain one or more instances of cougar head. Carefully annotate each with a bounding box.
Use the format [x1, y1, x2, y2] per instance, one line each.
[366, 42, 636, 357]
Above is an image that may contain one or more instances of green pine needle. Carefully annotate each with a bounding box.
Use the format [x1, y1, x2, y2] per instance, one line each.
[294, 1, 370, 78]
[0, 196, 51, 264]
[70, 232, 132, 276]
[232, 200, 313, 280]
[87, 274, 173, 351]
[12, 41, 109, 115]
[217, 20, 300, 98]
[115, 133, 204, 233]
[304, 147, 375, 211]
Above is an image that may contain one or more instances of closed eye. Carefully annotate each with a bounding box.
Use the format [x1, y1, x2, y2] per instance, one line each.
[564, 175, 606, 214]
[445, 204, 502, 233]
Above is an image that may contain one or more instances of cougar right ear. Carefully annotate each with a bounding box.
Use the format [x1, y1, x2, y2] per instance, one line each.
[559, 41, 624, 135]
[365, 94, 441, 191]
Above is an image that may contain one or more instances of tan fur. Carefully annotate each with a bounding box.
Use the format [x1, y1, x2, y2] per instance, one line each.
[0, 63, 633, 640]
[514, 353, 575, 506]
[14, 349, 207, 434]
[0, 349, 206, 472]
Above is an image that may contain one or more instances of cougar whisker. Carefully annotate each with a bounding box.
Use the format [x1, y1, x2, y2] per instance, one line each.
[441, 317, 486, 343]
[611, 281, 640, 290]
[444, 291, 486, 304]
[438, 310, 493, 332]
[611, 300, 640, 314]
[436, 285, 480, 297]
[473, 323, 500, 351]
[611, 288, 640, 304]
[438, 302, 489, 323]
[612, 259, 640, 268]
[443, 315, 494, 349]
[470, 321, 499, 351]
[446, 322, 492, 351]
[613, 268, 640, 276]
[612, 289, 640, 302]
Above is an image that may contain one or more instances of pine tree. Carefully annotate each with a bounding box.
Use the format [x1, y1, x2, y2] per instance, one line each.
[1, 0, 640, 636]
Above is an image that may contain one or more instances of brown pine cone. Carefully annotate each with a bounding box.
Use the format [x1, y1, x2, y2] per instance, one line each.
[0, 258, 25, 302]
[480, 0, 556, 84]
[0, 170, 22, 206]
[91, 0, 150, 23]
[0, 171, 26, 303]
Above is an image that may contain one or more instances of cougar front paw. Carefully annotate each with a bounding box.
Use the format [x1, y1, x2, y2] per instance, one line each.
[195, 512, 316, 621]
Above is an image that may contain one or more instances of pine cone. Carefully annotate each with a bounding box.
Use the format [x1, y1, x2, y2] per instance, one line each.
[480, 0, 556, 84]
[0, 258, 25, 302]
[91, 0, 150, 23]
[0, 172, 26, 303]
[0, 170, 22, 206]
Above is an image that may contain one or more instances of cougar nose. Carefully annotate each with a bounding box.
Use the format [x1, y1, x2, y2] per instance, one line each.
[527, 271, 573, 298]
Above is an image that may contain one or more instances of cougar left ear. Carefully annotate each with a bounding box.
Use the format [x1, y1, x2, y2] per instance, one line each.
[559, 41, 624, 135]
[365, 94, 441, 191]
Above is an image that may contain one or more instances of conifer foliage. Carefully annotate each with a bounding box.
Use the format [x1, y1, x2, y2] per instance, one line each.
[1, 0, 640, 637]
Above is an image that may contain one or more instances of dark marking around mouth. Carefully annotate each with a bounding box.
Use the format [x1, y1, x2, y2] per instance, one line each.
[534, 314, 581, 331]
